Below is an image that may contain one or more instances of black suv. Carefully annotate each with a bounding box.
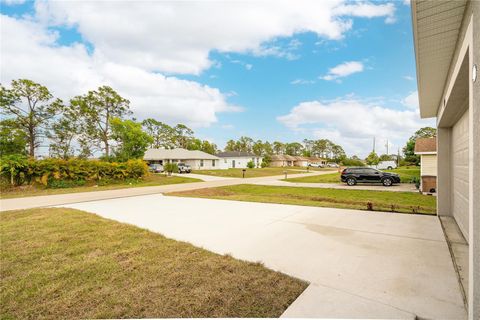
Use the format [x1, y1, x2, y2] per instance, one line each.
[341, 167, 400, 187]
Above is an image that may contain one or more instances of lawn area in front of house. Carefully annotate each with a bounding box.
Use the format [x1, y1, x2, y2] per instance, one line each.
[284, 166, 420, 184]
[168, 184, 436, 214]
[0, 208, 307, 319]
[0, 174, 201, 199]
[193, 167, 311, 178]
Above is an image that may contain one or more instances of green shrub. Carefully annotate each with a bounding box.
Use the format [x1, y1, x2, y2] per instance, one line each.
[0, 157, 148, 187]
[164, 163, 178, 175]
[48, 179, 86, 189]
[341, 158, 365, 167]
[247, 160, 255, 169]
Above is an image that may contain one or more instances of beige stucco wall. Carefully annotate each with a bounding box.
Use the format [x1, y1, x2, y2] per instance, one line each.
[420, 154, 437, 176]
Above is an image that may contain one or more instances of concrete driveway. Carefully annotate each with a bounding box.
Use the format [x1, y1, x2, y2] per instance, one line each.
[61, 195, 466, 319]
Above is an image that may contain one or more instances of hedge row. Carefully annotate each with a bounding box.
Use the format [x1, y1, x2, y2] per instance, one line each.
[0, 155, 149, 187]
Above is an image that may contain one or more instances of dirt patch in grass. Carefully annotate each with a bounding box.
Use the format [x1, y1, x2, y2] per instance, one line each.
[0, 208, 307, 318]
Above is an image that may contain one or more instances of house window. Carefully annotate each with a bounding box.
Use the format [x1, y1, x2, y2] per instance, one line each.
[212, 160, 215, 167]
[200, 159, 204, 167]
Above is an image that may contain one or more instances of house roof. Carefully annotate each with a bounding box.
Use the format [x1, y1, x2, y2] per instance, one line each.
[415, 137, 437, 154]
[144, 148, 219, 160]
[270, 154, 297, 161]
[411, 0, 468, 118]
[216, 151, 257, 158]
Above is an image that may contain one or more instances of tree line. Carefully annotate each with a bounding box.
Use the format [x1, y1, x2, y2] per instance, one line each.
[0, 79, 217, 161]
[224, 137, 347, 162]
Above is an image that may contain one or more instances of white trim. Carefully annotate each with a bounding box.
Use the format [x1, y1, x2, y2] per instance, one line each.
[415, 151, 437, 155]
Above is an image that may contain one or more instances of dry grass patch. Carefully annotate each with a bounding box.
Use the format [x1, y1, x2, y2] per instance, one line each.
[0, 208, 307, 319]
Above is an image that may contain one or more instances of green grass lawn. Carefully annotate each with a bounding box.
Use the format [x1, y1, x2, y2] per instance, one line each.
[193, 167, 311, 178]
[0, 174, 201, 199]
[285, 167, 420, 184]
[169, 184, 436, 215]
[0, 208, 307, 319]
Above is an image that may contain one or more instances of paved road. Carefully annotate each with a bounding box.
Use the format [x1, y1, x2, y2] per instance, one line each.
[0, 171, 330, 211]
[61, 195, 466, 319]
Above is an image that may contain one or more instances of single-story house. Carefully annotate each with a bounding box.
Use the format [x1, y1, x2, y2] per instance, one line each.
[216, 151, 263, 169]
[414, 137, 437, 193]
[307, 157, 327, 166]
[143, 148, 220, 170]
[293, 156, 310, 167]
[269, 154, 296, 167]
[412, 1, 479, 318]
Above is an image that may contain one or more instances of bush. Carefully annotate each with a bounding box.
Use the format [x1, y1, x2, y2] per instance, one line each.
[247, 160, 255, 169]
[341, 158, 365, 167]
[163, 163, 178, 175]
[0, 157, 148, 188]
[261, 155, 271, 168]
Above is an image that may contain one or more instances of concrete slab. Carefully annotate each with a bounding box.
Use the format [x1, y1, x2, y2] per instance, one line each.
[60, 195, 466, 319]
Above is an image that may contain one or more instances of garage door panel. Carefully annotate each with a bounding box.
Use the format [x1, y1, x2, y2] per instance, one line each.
[451, 109, 469, 240]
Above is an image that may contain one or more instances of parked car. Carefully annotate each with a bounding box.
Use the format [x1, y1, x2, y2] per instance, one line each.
[148, 163, 164, 173]
[341, 167, 400, 186]
[308, 163, 323, 168]
[177, 162, 191, 173]
[373, 160, 397, 170]
[326, 162, 339, 168]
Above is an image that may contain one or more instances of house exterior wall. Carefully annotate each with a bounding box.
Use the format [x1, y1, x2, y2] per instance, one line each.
[294, 160, 309, 167]
[421, 176, 437, 193]
[270, 160, 293, 167]
[218, 156, 263, 169]
[185, 159, 218, 170]
[434, 4, 479, 318]
[420, 154, 437, 176]
[470, 3, 480, 318]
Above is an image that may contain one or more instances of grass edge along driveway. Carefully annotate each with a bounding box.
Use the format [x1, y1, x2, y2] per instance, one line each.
[168, 184, 436, 215]
[0, 208, 307, 319]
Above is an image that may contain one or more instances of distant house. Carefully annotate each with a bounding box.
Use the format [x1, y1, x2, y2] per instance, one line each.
[269, 154, 296, 167]
[307, 157, 327, 166]
[144, 148, 220, 170]
[216, 151, 262, 169]
[414, 137, 437, 193]
[293, 156, 310, 167]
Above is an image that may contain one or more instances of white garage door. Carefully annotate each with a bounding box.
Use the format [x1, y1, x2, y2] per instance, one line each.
[451, 109, 469, 240]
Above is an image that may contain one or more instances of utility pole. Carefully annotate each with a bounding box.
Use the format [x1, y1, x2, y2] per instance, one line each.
[372, 137, 376, 153]
[386, 139, 389, 155]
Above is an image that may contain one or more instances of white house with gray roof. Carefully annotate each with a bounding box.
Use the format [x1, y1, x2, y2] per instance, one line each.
[144, 148, 220, 170]
[216, 151, 263, 169]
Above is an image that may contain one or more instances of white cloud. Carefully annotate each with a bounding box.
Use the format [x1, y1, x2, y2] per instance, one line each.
[277, 97, 434, 157]
[0, 15, 241, 127]
[291, 79, 316, 85]
[34, 0, 396, 75]
[321, 61, 364, 81]
[403, 0, 411, 6]
[402, 91, 419, 110]
[403, 75, 415, 81]
[333, 2, 396, 24]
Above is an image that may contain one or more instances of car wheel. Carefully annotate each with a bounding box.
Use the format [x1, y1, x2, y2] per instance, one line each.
[387, 166, 393, 170]
[346, 177, 357, 186]
[382, 178, 393, 186]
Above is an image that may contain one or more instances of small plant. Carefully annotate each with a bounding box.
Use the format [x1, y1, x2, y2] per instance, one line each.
[366, 202, 373, 211]
[247, 160, 255, 169]
[163, 163, 178, 176]
[390, 204, 397, 212]
[412, 177, 421, 189]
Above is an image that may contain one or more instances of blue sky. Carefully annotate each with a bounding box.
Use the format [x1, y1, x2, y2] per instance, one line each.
[0, 0, 434, 157]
